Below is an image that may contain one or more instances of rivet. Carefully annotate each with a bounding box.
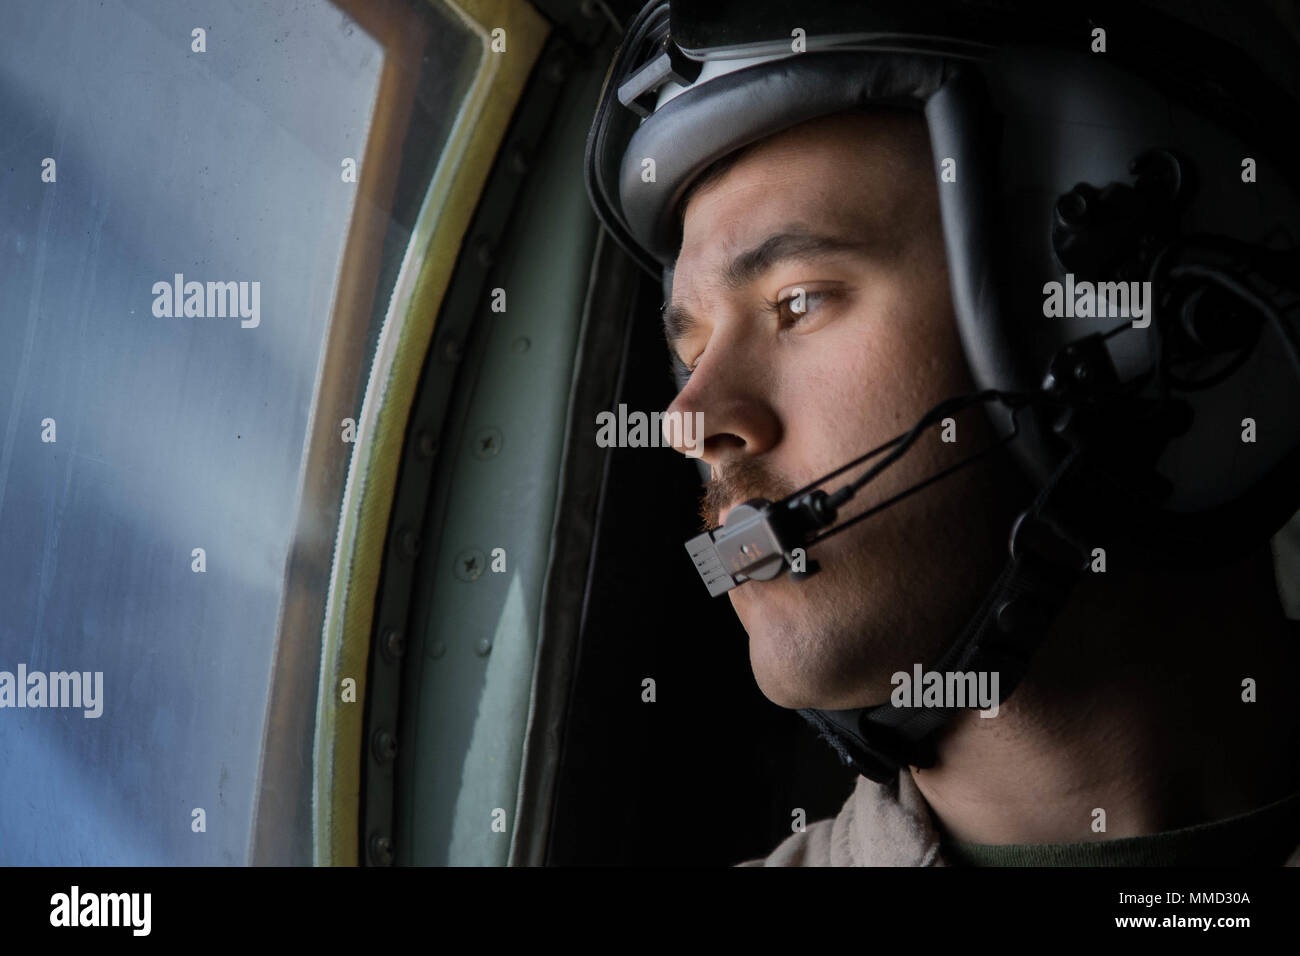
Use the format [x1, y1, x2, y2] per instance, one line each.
[373, 728, 398, 762]
[369, 834, 394, 866]
[430, 641, 447, 659]
[454, 548, 486, 582]
[382, 627, 405, 661]
[416, 428, 438, 459]
[511, 336, 530, 354]
[472, 427, 502, 459]
[476, 637, 493, 657]
[398, 527, 421, 559]
[442, 338, 463, 363]
[474, 236, 494, 268]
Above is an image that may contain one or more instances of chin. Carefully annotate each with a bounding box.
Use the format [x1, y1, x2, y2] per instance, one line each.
[732, 553, 909, 711]
[733, 575, 868, 711]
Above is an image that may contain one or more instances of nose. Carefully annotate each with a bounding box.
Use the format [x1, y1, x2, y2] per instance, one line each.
[662, 338, 782, 471]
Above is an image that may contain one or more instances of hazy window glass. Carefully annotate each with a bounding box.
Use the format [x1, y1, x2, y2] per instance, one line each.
[0, 0, 477, 864]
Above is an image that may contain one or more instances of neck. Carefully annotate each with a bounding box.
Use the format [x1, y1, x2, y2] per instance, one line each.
[909, 545, 1300, 844]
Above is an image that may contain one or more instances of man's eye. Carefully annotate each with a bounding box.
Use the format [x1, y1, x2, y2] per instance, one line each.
[768, 288, 837, 326]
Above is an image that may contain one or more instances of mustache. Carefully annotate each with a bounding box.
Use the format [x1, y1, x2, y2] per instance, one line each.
[698, 457, 800, 531]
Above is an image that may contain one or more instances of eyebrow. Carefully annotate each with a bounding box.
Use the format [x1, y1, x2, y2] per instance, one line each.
[662, 229, 869, 350]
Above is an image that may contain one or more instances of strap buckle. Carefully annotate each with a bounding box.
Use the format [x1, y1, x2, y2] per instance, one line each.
[806, 706, 937, 783]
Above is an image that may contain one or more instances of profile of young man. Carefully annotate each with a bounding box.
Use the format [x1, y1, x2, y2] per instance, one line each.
[654, 107, 1300, 867]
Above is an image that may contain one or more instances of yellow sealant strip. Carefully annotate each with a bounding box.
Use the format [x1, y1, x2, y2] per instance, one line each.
[314, 0, 549, 866]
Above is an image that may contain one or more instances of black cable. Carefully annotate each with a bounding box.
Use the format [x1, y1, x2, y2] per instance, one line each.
[782, 388, 1027, 508]
[806, 415, 1023, 547]
[776, 389, 1031, 544]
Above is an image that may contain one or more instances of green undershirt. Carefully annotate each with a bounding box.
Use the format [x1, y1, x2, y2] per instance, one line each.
[941, 788, 1300, 866]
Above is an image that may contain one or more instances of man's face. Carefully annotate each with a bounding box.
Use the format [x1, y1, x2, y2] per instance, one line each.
[664, 110, 1020, 711]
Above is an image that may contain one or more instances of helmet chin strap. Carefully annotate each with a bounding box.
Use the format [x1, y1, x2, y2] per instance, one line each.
[798, 449, 1091, 783]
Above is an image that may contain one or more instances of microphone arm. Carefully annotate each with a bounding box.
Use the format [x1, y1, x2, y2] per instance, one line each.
[685, 389, 1033, 596]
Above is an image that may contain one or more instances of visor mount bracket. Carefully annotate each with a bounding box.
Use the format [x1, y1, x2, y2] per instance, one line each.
[617, 35, 703, 118]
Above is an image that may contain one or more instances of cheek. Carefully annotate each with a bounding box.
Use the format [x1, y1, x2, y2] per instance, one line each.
[776, 306, 927, 469]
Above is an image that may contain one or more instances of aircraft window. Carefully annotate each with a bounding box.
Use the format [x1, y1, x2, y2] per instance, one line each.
[0, 0, 479, 864]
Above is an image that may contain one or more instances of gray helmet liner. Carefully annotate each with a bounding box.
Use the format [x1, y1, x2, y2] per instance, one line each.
[619, 51, 952, 265]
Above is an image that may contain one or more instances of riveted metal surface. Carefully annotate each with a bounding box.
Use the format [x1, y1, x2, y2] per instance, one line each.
[360, 28, 605, 866]
[386, 53, 606, 866]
